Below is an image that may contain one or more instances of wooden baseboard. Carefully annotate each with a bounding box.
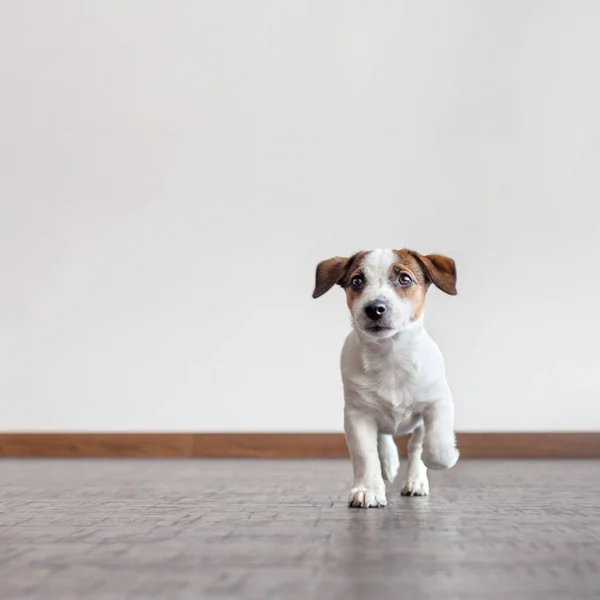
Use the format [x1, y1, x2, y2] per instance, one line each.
[0, 433, 599, 459]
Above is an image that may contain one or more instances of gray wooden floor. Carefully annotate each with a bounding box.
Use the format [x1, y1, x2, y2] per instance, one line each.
[0, 459, 599, 599]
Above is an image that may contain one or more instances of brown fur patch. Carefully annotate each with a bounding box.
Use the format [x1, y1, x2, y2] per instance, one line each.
[340, 251, 368, 311]
[337, 251, 368, 287]
[392, 250, 429, 320]
[312, 251, 369, 299]
[408, 251, 457, 295]
[312, 257, 348, 299]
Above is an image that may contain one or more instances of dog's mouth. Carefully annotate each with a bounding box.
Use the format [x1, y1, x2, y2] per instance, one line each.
[366, 324, 393, 334]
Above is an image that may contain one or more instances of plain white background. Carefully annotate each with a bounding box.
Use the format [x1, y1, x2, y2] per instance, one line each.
[1, 1, 599, 432]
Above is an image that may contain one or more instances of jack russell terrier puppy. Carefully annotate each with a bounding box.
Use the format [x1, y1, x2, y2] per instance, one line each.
[313, 249, 459, 508]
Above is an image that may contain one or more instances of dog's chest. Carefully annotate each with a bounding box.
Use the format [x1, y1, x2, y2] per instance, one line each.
[357, 349, 420, 433]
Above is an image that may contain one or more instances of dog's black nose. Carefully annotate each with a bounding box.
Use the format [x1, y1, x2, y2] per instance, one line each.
[364, 300, 388, 321]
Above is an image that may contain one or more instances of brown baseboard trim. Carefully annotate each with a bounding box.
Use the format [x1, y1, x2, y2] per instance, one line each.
[0, 433, 599, 459]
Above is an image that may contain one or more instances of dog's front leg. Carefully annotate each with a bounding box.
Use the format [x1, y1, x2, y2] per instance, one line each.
[344, 408, 387, 508]
[421, 400, 459, 471]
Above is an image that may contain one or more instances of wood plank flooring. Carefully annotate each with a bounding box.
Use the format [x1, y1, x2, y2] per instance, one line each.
[1, 459, 599, 599]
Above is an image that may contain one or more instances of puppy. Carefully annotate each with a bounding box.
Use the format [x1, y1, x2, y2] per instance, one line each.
[313, 249, 459, 508]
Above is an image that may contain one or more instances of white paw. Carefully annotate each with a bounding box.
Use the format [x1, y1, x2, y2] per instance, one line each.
[348, 487, 387, 508]
[401, 475, 430, 497]
[381, 454, 400, 483]
[422, 446, 459, 471]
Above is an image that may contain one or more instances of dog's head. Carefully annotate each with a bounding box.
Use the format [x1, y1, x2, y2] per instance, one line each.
[312, 249, 457, 339]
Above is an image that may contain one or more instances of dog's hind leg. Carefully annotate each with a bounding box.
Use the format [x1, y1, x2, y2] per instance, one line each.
[401, 424, 430, 496]
[378, 434, 400, 483]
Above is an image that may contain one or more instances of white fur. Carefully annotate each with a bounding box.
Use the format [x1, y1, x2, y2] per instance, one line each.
[341, 249, 458, 508]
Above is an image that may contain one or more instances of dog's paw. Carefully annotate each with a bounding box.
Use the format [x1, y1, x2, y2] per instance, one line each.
[348, 487, 387, 508]
[422, 446, 459, 471]
[401, 474, 430, 497]
[380, 453, 400, 483]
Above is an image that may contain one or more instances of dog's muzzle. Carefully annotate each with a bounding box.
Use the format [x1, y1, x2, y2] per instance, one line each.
[364, 299, 388, 322]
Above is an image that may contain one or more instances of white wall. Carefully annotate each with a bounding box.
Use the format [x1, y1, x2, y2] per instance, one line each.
[1, 1, 599, 432]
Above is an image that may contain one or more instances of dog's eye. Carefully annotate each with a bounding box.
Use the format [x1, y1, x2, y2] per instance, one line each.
[398, 273, 413, 287]
[350, 275, 364, 290]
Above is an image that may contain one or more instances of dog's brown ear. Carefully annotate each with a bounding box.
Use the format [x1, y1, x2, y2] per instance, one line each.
[409, 252, 457, 295]
[312, 257, 349, 299]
